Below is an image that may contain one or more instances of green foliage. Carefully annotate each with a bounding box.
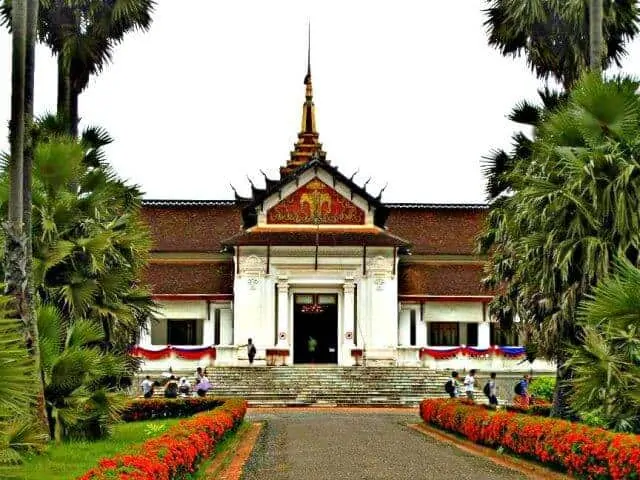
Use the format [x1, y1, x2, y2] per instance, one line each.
[568, 258, 640, 433]
[480, 73, 640, 417]
[1, 117, 155, 353]
[484, 0, 639, 89]
[12, 418, 181, 480]
[38, 304, 129, 442]
[529, 376, 555, 402]
[0, 297, 47, 471]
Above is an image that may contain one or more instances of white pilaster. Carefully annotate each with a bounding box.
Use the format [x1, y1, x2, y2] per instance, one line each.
[398, 308, 411, 346]
[342, 282, 356, 363]
[139, 317, 152, 347]
[220, 308, 233, 345]
[202, 304, 214, 346]
[276, 278, 289, 347]
[478, 321, 491, 349]
[416, 304, 427, 346]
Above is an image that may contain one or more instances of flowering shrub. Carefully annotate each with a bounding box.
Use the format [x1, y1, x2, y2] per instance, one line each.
[420, 399, 640, 479]
[78, 398, 247, 480]
[121, 397, 224, 422]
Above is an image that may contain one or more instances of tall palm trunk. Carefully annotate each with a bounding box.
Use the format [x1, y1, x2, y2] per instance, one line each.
[24, 0, 49, 435]
[57, 52, 71, 129]
[590, 0, 604, 73]
[4, 0, 27, 306]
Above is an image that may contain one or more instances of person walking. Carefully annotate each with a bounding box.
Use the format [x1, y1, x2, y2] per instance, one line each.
[484, 372, 498, 406]
[463, 369, 477, 401]
[247, 338, 257, 365]
[514, 374, 532, 407]
[445, 371, 460, 398]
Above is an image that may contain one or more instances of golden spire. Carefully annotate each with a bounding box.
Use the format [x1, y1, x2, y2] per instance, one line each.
[280, 23, 327, 178]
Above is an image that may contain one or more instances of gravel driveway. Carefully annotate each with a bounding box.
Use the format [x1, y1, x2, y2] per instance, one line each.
[241, 408, 526, 480]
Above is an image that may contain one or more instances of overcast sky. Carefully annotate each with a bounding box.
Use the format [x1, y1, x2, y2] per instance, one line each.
[1, 1, 640, 203]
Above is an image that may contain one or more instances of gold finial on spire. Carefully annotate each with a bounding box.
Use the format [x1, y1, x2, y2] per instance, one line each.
[280, 22, 327, 177]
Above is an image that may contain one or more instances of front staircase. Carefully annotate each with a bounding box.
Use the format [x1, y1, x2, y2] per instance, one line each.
[142, 366, 451, 407]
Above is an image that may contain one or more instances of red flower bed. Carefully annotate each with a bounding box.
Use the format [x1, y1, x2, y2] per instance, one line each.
[121, 397, 224, 422]
[78, 398, 247, 480]
[420, 399, 640, 479]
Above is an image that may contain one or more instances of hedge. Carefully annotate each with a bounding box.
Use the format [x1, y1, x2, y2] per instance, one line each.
[78, 398, 247, 480]
[121, 397, 224, 422]
[420, 399, 640, 479]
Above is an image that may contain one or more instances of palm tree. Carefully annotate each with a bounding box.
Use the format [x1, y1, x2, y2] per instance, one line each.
[0, 296, 46, 468]
[38, 303, 128, 442]
[568, 258, 640, 432]
[4, 0, 26, 303]
[1, 0, 155, 136]
[484, 0, 638, 90]
[590, 0, 604, 73]
[483, 74, 640, 417]
[22, 118, 155, 350]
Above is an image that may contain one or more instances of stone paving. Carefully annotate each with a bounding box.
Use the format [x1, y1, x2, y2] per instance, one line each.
[241, 408, 526, 480]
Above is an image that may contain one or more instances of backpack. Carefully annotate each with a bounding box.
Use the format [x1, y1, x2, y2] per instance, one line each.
[514, 381, 524, 395]
[483, 382, 491, 397]
[444, 379, 454, 395]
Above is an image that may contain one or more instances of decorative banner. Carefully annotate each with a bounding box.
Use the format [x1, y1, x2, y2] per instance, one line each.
[419, 346, 525, 360]
[266, 178, 365, 225]
[496, 346, 526, 357]
[130, 345, 216, 361]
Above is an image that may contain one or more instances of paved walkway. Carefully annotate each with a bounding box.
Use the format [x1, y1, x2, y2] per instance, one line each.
[242, 408, 526, 480]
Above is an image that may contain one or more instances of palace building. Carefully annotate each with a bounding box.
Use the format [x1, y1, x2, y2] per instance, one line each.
[134, 56, 545, 372]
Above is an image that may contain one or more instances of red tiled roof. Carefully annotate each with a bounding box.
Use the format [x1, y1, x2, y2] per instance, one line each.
[398, 263, 490, 296]
[386, 207, 486, 255]
[141, 204, 243, 252]
[142, 262, 234, 294]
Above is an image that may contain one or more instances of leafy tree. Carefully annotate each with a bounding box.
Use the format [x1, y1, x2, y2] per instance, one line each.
[1, 0, 156, 136]
[568, 258, 640, 432]
[482, 73, 640, 417]
[484, 0, 639, 90]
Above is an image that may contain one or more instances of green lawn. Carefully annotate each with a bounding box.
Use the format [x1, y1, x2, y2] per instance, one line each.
[16, 418, 182, 480]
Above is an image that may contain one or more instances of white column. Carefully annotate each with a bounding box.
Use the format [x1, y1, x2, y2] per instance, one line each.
[220, 308, 233, 345]
[276, 279, 289, 347]
[343, 282, 355, 348]
[416, 304, 427, 346]
[139, 317, 152, 347]
[202, 304, 214, 346]
[478, 322, 491, 349]
[398, 309, 411, 346]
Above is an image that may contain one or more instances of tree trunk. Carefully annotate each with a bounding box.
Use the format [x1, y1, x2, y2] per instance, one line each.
[551, 350, 576, 419]
[24, 0, 50, 436]
[589, 0, 604, 73]
[4, 0, 27, 308]
[70, 87, 79, 138]
[56, 52, 71, 131]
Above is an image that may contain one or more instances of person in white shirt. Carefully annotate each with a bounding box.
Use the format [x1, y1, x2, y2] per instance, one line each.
[464, 369, 477, 401]
[140, 375, 154, 398]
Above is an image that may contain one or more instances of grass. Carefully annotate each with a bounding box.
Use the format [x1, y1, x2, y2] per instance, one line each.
[14, 418, 182, 480]
[193, 421, 249, 479]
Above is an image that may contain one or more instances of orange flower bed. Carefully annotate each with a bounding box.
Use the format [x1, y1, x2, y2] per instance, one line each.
[78, 398, 247, 480]
[420, 399, 640, 479]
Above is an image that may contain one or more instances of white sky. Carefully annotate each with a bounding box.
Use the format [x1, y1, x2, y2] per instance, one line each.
[1, 0, 640, 203]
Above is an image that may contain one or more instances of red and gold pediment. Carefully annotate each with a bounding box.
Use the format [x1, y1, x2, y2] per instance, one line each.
[266, 178, 365, 225]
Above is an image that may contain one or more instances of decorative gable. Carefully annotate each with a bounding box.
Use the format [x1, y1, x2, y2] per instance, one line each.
[266, 178, 365, 225]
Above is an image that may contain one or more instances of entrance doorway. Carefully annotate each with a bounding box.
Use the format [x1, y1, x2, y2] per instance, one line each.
[293, 293, 338, 364]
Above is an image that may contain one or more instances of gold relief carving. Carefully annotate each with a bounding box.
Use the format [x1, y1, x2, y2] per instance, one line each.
[267, 178, 365, 225]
